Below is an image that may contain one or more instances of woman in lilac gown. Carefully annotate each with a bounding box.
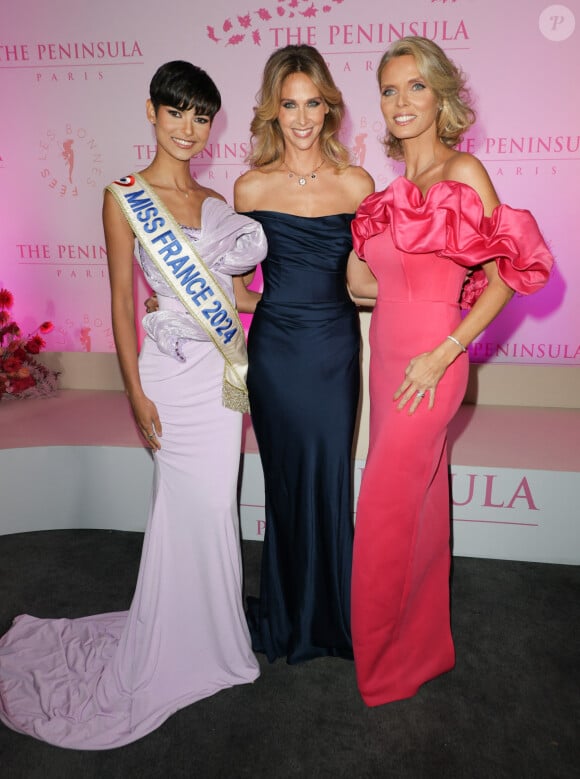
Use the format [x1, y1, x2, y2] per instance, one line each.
[0, 61, 266, 749]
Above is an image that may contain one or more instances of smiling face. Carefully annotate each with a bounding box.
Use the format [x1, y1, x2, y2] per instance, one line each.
[276, 71, 329, 154]
[379, 54, 439, 145]
[147, 100, 212, 162]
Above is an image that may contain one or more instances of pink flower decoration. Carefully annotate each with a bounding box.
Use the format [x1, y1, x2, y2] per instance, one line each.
[0, 289, 14, 309]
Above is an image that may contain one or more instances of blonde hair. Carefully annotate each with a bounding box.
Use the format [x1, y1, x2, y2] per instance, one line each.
[377, 36, 475, 160]
[247, 45, 350, 169]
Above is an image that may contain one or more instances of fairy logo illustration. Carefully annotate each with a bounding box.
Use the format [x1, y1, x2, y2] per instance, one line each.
[351, 132, 367, 167]
[62, 139, 75, 184]
[39, 125, 103, 198]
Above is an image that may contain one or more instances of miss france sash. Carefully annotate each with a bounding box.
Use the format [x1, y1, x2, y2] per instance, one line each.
[106, 173, 249, 413]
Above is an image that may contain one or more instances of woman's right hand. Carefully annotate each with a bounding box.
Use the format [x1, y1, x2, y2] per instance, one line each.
[144, 292, 159, 314]
[233, 274, 262, 313]
[129, 392, 163, 450]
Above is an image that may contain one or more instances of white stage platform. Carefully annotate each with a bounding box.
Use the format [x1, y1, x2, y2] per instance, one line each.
[1, 390, 579, 564]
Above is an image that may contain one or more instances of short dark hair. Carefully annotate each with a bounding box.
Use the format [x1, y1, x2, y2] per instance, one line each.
[149, 60, 221, 119]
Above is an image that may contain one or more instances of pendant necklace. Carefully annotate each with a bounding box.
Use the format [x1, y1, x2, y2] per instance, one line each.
[283, 159, 324, 186]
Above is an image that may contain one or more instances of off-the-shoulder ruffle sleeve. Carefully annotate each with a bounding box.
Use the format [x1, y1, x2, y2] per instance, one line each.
[352, 177, 553, 308]
[196, 198, 267, 275]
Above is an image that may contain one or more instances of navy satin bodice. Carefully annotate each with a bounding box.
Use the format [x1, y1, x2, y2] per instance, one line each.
[246, 211, 355, 306]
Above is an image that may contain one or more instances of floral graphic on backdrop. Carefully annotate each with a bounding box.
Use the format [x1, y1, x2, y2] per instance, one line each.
[207, 0, 345, 46]
[0, 289, 59, 400]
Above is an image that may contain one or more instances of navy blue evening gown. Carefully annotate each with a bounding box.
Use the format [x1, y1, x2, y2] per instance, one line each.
[244, 211, 359, 663]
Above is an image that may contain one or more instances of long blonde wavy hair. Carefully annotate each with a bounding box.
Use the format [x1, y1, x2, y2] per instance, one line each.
[247, 44, 350, 169]
[377, 36, 476, 160]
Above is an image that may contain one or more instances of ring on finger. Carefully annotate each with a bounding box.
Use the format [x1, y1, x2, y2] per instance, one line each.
[417, 391, 426, 398]
[147, 433, 155, 439]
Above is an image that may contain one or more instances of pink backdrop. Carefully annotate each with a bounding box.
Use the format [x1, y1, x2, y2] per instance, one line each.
[1, 0, 577, 363]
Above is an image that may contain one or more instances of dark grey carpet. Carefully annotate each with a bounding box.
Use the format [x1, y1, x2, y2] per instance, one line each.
[0, 530, 578, 779]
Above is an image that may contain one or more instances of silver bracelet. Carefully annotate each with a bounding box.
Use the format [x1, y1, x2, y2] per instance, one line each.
[446, 334, 467, 352]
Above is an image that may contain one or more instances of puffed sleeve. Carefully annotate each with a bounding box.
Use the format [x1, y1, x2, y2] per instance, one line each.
[436, 189, 554, 307]
[139, 199, 268, 357]
[351, 190, 390, 262]
[195, 198, 267, 275]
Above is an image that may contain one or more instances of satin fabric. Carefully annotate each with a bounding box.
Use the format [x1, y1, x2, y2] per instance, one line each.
[244, 211, 359, 663]
[0, 200, 266, 749]
[350, 177, 553, 706]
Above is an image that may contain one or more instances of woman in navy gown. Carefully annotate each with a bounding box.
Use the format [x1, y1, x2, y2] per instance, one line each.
[234, 45, 374, 663]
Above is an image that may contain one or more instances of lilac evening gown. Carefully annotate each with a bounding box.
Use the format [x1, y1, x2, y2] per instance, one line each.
[0, 197, 267, 749]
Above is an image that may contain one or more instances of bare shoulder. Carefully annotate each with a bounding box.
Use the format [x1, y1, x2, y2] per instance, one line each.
[102, 188, 131, 233]
[234, 168, 262, 195]
[102, 189, 135, 262]
[337, 164, 375, 209]
[444, 151, 500, 214]
[346, 164, 375, 192]
[444, 151, 489, 184]
[234, 167, 274, 211]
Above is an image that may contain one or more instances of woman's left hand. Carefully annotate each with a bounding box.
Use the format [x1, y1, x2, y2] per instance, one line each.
[394, 351, 448, 414]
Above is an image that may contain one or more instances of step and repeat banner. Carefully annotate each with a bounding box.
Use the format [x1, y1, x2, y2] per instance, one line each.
[1, 0, 578, 364]
[239, 454, 580, 563]
[2, 444, 578, 563]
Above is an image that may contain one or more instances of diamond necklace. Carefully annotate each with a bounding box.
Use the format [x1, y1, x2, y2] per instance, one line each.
[283, 159, 324, 186]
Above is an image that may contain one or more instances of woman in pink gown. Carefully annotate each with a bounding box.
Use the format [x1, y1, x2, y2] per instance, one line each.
[0, 61, 266, 748]
[348, 37, 553, 706]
